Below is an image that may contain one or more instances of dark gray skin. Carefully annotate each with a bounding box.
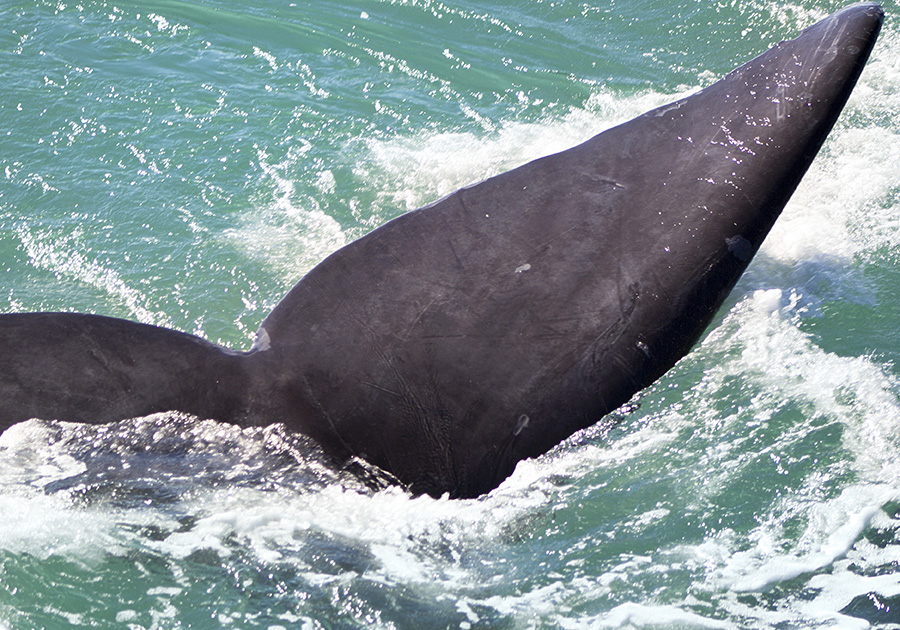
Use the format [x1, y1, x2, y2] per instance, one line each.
[0, 4, 884, 498]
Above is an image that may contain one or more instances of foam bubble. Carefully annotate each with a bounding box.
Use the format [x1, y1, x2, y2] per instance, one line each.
[579, 602, 734, 629]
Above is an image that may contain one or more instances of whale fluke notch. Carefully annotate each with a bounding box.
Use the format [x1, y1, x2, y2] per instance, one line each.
[0, 4, 884, 498]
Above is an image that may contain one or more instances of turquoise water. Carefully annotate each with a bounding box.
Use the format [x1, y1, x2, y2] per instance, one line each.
[2, 0, 900, 627]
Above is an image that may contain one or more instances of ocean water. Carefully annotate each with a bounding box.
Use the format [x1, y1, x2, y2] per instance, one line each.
[1, 0, 900, 628]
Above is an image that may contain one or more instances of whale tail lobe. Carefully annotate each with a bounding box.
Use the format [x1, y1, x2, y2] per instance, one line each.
[0, 312, 248, 428]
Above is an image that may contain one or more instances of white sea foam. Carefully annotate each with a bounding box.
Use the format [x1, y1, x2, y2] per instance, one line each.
[223, 145, 347, 283]
[803, 534, 900, 620]
[704, 288, 900, 484]
[0, 420, 180, 563]
[753, 123, 900, 301]
[718, 484, 898, 592]
[353, 88, 678, 216]
[0, 415, 554, 616]
[651, 283, 900, 625]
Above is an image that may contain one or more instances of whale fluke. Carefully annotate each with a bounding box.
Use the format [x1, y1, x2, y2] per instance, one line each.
[0, 4, 884, 498]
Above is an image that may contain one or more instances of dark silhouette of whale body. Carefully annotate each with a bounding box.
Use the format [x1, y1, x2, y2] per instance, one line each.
[0, 4, 884, 498]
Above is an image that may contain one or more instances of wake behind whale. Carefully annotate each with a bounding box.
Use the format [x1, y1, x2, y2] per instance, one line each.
[0, 4, 884, 498]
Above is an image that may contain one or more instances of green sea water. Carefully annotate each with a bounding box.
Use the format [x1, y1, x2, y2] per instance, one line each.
[2, 0, 900, 628]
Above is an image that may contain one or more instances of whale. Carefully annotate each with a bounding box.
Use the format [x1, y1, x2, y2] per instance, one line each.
[0, 4, 884, 498]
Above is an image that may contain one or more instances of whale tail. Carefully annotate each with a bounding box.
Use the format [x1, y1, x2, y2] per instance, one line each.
[0, 4, 884, 498]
